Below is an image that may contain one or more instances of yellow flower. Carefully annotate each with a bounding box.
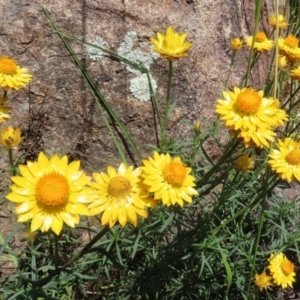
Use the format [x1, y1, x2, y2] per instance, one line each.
[216, 87, 288, 132]
[268, 138, 300, 182]
[150, 26, 192, 61]
[142, 152, 198, 207]
[278, 55, 288, 69]
[0, 57, 32, 90]
[88, 163, 154, 228]
[291, 65, 300, 82]
[246, 32, 274, 52]
[230, 38, 243, 51]
[254, 271, 273, 291]
[0, 126, 24, 149]
[6, 152, 91, 235]
[268, 253, 296, 289]
[194, 120, 201, 133]
[233, 152, 254, 172]
[0, 96, 11, 123]
[278, 35, 300, 61]
[269, 14, 288, 29]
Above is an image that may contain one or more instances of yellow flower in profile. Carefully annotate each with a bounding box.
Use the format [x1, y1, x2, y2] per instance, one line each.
[230, 38, 243, 51]
[246, 32, 274, 52]
[0, 96, 11, 123]
[291, 65, 300, 82]
[6, 152, 91, 235]
[88, 163, 154, 228]
[150, 26, 192, 61]
[268, 253, 296, 289]
[254, 271, 273, 291]
[278, 35, 300, 61]
[269, 14, 288, 29]
[0, 126, 24, 149]
[194, 120, 201, 133]
[268, 138, 300, 182]
[216, 87, 287, 132]
[142, 152, 198, 207]
[0, 57, 32, 90]
[278, 55, 288, 69]
[233, 152, 254, 173]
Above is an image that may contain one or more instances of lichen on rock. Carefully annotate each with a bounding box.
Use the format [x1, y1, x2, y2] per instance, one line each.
[83, 36, 108, 61]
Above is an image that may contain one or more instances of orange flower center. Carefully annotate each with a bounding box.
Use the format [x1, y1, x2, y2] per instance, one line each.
[36, 172, 69, 206]
[286, 149, 300, 165]
[255, 32, 267, 43]
[108, 176, 131, 198]
[236, 89, 262, 114]
[285, 35, 299, 48]
[281, 259, 294, 276]
[163, 161, 186, 186]
[0, 57, 17, 75]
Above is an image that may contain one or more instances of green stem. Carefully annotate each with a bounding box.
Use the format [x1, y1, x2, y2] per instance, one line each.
[224, 52, 236, 89]
[54, 234, 59, 272]
[163, 61, 173, 134]
[63, 225, 110, 268]
[8, 149, 16, 175]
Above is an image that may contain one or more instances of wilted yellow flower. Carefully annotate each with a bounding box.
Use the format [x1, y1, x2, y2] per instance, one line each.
[246, 32, 274, 52]
[269, 14, 288, 29]
[269, 138, 300, 182]
[150, 26, 192, 61]
[268, 253, 296, 289]
[233, 152, 254, 173]
[0, 96, 11, 123]
[0, 56, 32, 90]
[230, 38, 243, 51]
[254, 271, 273, 291]
[88, 163, 154, 228]
[6, 152, 92, 235]
[194, 120, 201, 132]
[278, 55, 288, 69]
[278, 35, 300, 61]
[142, 152, 198, 207]
[0, 126, 24, 150]
[291, 65, 300, 82]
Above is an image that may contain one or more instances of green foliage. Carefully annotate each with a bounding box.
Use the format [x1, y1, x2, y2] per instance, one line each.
[1, 1, 300, 299]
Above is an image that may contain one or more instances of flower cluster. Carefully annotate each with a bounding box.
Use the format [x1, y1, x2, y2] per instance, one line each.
[255, 252, 296, 291]
[216, 87, 288, 148]
[0, 56, 32, 151]
[6, 151, 198, 234]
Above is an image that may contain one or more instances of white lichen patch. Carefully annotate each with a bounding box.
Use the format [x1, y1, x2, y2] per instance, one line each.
[118, 31, 159, 101]
[83, 36, 108, 61]
[118, 31, 159, 74]
[129, 74, 157, 102]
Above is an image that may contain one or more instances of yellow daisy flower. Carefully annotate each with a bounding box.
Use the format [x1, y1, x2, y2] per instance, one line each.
[0, 126, 24, 149]
[216, 87, 288, 132]
[230, 38, 243, 51]
[141, 152, 198, 207]
[291, 65, 300, 82]
[254, 271, 273, 291]
[0, 96, 11, 123]
[239, 126, 277, 148]
[268, 252, 296, 289]
[269, 14, 288, 29]
[278, 35, 300, 61]
[88, 163, 154, 228]
[233, 152, 254, 173]
[150, 26, 192, 61]
[0, 56, 32, 90]
[278, 55, 288, 69]
[268, 137, 300, 182]
[246, 32, 274, 52]
[6, 152, 91, 235]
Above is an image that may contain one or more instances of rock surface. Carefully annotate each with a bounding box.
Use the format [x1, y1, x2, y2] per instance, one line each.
[0, 0, 277, 171]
